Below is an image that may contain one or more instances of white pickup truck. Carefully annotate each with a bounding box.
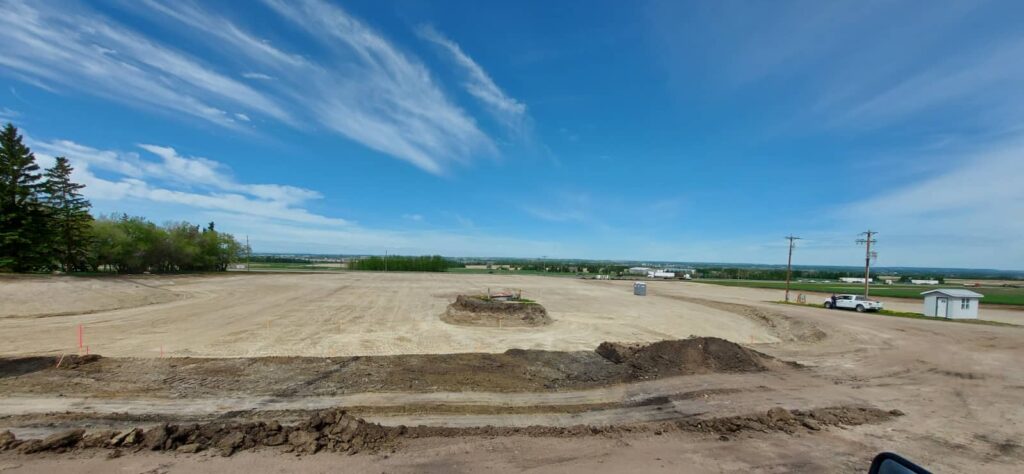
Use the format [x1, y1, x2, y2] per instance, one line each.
[823, 294, 883, 312]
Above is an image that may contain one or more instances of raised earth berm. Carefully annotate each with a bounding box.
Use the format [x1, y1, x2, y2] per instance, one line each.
[596, 337, 797, 378]
[0, 406, 902, 457]
[442, 295, 552, 327]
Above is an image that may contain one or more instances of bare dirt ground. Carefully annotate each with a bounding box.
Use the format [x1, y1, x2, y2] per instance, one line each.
[0, 273, 779, 357]
[1, 274, 1024, 472]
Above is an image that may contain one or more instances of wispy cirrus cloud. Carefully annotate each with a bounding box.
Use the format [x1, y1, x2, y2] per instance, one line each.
[27, 130, 561, 256]
[29, 137, 342, 226]
[0, 106, 19, 122]
[0, 0, 497, 174]
[0, 0, 289, 128]
[417, 25, 527, 132]
[829, 136, 1024, 268]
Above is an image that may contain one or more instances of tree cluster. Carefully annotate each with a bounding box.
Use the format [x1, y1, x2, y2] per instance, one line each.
[0, 123, 244, 274]
[348, 255, 454, 272]
[89, 216, 244, 273]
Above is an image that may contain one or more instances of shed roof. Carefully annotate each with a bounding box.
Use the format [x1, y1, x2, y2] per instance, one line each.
[920, 289, 984, 298]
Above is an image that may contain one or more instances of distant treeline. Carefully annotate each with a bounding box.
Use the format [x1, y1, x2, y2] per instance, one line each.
[513, 262, 630, 274]
[1, 122, 245, 274]
[694, 267, 945, 282]
[348, 255, 458, 272]
[248, 255, 311, 264]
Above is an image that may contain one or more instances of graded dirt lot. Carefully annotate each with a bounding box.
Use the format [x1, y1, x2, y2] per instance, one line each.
[0, 273, 780, 357]
[2, 273, 1024, 472]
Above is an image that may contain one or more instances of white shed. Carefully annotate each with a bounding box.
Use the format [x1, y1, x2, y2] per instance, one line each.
[921, 289, 984, 319]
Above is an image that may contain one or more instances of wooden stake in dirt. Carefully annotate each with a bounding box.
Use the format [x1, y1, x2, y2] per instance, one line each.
[55, 354, 65, 369]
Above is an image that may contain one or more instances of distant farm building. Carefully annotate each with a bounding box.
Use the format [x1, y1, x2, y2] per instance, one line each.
[921, 289, 983, 319]
[648, 270, 676, 279]
[628, 267, 653, 275]
[839, 277, 873, 283]
[911, 279, 940, 285]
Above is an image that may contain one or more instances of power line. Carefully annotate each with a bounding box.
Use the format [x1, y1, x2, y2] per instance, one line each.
[856, 230, 878, 298]
[784, 235, 801, 302]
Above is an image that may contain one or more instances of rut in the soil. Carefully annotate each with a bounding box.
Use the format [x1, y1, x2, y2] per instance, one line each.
[0, 406, 903, 457]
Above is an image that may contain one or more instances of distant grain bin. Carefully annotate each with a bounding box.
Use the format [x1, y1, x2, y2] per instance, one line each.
[633, 281, 647, 296]
[921, 289, 984, 319]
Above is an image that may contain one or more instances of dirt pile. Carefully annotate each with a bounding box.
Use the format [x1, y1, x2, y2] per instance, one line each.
[674, 406, 903, 435]
[442, 295, 552, 327]
[0, 409, 402, 457]
[596, 337, 793, 377]
[405, 406, 902, 438]
[0, 406, 902, 457]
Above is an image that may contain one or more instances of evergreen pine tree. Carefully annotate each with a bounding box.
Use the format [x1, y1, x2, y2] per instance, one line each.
[0, 123, 47, 271]
[42, 156, 93, 271]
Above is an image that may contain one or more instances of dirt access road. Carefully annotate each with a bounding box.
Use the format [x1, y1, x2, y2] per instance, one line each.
[2, 275, 1024, 472]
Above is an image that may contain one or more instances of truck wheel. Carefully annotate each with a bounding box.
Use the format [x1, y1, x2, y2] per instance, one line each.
[856, 305, 865, 312]
[824, 302, 832, 309]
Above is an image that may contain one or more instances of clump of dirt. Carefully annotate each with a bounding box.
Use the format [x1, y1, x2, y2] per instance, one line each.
[0, 409, 402, 457]
[0, 406, 902, 457]
[0, 354, 101, 379]
[442, 295, 552, 327]
[673, 406, 903, 435]
[596, 337, 796, 378]
[407, 406, 902, 438]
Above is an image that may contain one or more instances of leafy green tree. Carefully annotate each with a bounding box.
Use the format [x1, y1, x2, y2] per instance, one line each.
[87, 215, 244, 273]
[0, 123, 48, 271]
[41, 157, 93, 271]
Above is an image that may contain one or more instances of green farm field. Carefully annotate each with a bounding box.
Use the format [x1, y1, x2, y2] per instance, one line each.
[695, 279, 1024, 306]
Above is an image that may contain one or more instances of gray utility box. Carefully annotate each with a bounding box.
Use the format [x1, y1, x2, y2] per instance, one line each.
[633, 281, 647, 296]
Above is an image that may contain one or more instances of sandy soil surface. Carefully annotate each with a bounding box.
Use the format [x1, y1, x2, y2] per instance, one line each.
[0, 273, 779, 357]
[2, 274, 1024, 472]
[0, 275, 183, 319]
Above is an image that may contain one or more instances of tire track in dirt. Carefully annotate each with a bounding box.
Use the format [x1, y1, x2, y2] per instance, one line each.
[658, 294, 826, 343]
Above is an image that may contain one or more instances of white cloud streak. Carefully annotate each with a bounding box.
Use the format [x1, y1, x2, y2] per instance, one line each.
[0, 0, 497, 174]
[417, 25, 527, 132]
[0, 0, 290, 128]
[837, 139, 1024, 268]
[26, 132, 561, 256]
[28, 137, 342, 226]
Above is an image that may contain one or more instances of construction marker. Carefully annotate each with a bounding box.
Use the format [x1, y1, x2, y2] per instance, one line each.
[85, 345, 90, 355]
[78, 324, 83, 349]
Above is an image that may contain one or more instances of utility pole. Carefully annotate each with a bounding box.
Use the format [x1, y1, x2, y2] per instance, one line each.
[784, 235, 801, 302]
[856, 230, 878, 298]
[384, 250, 388, 272]
[245, 235, 251, 272]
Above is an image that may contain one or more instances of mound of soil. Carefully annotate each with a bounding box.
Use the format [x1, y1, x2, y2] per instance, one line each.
[0, 406, 902, 457]
[596, 337, 794, 378]
[442, 295, 552, 327]
[0, 409, 401, 457]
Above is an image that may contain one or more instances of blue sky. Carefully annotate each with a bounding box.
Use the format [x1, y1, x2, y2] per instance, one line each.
[2, 0, 1023, 269]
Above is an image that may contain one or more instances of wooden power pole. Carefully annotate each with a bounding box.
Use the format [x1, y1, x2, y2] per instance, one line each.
[784, 235, 801, 302]
[856, 230, 877, 298]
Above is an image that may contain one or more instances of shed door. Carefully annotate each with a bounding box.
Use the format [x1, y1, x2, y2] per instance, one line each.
[936, 297, 948, 317]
